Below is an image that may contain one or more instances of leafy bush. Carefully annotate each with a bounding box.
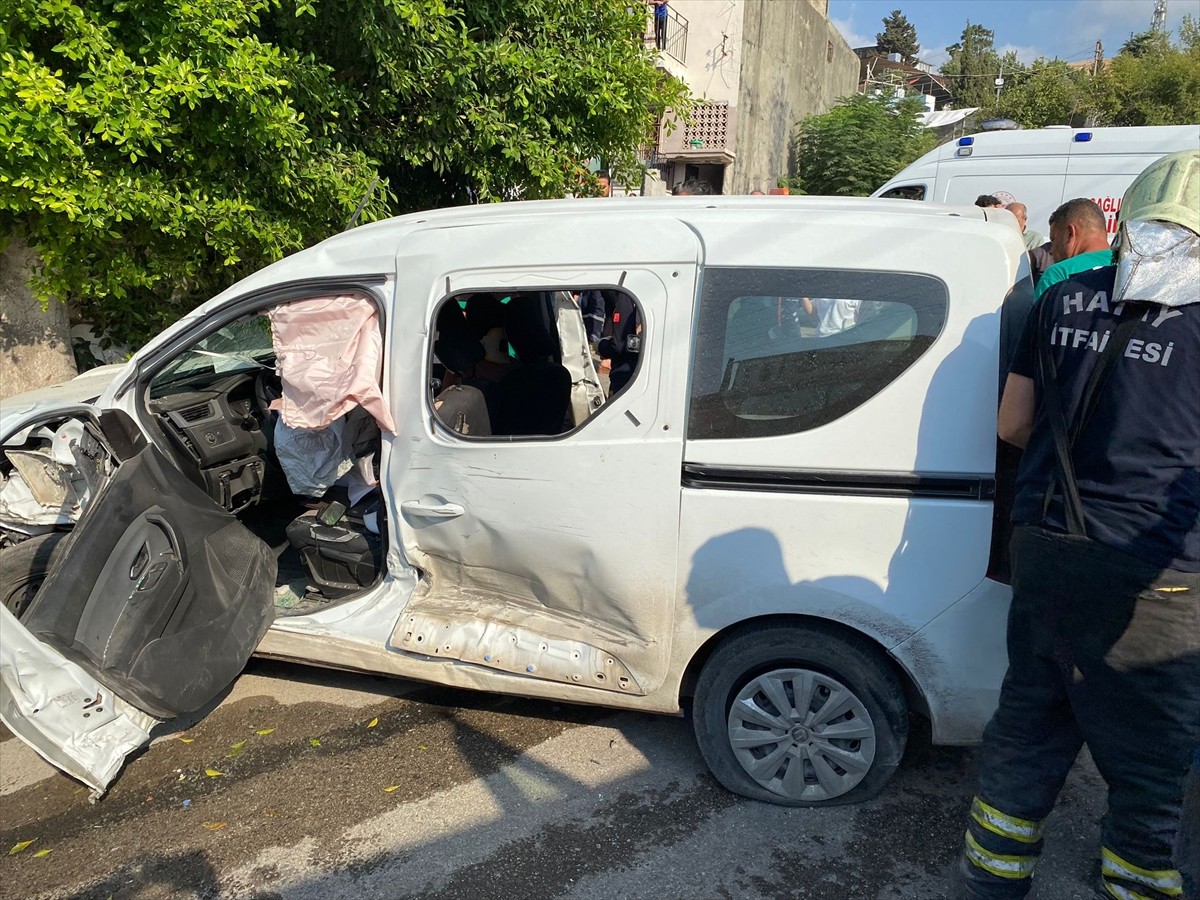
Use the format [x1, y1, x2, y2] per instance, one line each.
[790, 94, 935, 197]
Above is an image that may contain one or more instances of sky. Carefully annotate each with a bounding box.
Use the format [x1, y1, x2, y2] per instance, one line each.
[828, 0, 1197, 67]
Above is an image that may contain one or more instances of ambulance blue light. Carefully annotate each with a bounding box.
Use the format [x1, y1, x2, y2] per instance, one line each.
[1074, 132, 1093, 142]
[958, 137, 974, 147]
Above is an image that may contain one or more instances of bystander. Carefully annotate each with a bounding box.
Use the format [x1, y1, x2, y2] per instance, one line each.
[1035, 198, 1113, 299]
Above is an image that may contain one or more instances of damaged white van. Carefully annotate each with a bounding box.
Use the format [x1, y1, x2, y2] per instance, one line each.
[0, 197, 1030, 807]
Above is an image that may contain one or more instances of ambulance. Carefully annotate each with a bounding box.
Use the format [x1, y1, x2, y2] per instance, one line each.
[873, 124, 1199, 239]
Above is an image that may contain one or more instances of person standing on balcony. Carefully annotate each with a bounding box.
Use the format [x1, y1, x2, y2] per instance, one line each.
[651, 0, 669, 51]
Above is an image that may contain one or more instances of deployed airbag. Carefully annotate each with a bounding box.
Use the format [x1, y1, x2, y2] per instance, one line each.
[273, 417, 353, 497]
[268, 296, 396, 433]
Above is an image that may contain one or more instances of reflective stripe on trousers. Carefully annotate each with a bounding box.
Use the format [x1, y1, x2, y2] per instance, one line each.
[957, 528, 1200, 900]
[963, 830, 1037, 880]
[969, 797, 1045, 845]
[1101, 847, 1184, 900]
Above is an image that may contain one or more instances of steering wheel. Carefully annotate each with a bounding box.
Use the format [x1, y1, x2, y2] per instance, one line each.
[254, 369, 283, 420]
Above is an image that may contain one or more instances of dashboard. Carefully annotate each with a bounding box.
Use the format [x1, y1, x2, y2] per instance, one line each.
[150, 371, 274, 512]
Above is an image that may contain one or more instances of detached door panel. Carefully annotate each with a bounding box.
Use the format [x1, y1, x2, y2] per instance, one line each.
[21, 444, 276, 718]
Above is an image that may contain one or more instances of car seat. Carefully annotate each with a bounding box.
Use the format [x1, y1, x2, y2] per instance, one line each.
[496, 294, 572, 435]
[285, 491, 386, 600]
[433, 301, 494, 435]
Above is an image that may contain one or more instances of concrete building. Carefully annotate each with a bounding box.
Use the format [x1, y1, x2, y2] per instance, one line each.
[643, 0, 858, 195]
[854, 47, 954, 111]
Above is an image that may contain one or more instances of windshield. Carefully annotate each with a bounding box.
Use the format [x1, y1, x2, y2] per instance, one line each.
[149, 315, 275, 395]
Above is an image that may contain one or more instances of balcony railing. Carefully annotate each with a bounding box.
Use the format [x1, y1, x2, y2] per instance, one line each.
[649, 5, 688, 66]
[653, 102, 736, 164]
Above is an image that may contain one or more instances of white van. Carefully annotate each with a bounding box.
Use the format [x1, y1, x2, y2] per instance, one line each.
[0, 197, 1030, 808]
[873, 124, 1199, 239]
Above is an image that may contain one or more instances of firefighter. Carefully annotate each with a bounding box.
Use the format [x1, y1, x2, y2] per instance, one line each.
[955, 151, 1200, 899]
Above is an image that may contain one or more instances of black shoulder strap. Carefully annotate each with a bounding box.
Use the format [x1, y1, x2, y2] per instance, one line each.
[1036, 297, 1145, 537]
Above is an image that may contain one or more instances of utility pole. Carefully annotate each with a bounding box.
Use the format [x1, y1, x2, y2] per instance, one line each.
[995, 60, 1004, 103]
[1092, 39, 1103, 76]
[1152, 0, 1168, 33]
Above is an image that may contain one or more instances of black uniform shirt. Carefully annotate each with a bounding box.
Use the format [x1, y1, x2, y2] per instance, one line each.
[599, 294, 640, 394]
[1010, 266, 1200, 572]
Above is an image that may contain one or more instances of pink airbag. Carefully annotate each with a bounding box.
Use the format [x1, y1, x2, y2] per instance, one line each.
[268, 295, 395, 433]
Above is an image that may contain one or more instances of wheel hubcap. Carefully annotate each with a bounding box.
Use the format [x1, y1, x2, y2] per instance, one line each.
[727, 668, 876, 802]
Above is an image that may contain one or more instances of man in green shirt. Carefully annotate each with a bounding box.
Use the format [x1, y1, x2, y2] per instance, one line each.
[1034, 198, 1114, 299]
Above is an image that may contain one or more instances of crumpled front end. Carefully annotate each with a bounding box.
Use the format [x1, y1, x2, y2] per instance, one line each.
[0, 413, 116, 548]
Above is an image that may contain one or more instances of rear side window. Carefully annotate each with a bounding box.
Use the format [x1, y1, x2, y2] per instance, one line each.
[879, 184, 926, 201]
[688, 268, 948, 439]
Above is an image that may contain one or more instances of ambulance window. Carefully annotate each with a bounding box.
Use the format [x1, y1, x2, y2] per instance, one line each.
[427, 289, 633, 440]
[880, 184, 926, 201]
[688, 268, 947, 439]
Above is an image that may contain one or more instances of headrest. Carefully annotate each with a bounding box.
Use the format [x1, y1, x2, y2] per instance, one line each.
[435, 302, 485, 373]
[503, 294, 559, 363]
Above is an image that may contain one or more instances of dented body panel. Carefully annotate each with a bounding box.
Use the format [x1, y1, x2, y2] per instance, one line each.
[385, 218, 701, 701]
[0, 605, 157, 794]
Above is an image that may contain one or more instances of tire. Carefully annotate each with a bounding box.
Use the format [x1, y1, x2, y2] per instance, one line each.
[0, 532, 70, 620]
[692, 623, 908, 807]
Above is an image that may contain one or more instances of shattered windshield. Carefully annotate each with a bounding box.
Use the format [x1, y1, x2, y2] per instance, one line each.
[150, 315, 275, 392]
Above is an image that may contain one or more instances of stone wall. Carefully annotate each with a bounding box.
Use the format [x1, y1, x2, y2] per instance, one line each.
[0, 238, 77, 399]
[729, 0, 858, 194]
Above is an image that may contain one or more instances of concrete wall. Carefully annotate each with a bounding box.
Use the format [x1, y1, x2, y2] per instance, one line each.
[728, 0, 859, 194]
[667, 0, 745, 106]
[0, 238, 76, 399]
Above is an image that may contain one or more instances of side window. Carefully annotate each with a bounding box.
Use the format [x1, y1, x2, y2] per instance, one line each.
[880, 184, 926, 201]
[688, 268, 948, 440]
[428, 289, 641, 440]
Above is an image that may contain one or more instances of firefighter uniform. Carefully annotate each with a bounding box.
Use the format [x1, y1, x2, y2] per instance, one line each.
[958, 152, 1200, 900]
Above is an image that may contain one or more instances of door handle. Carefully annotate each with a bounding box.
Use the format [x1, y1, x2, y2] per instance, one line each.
[401, 499, 465, 519]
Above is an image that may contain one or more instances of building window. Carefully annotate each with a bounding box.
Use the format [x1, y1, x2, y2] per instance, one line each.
[827, 40, 834, 63]
[687, 267, 947, 440]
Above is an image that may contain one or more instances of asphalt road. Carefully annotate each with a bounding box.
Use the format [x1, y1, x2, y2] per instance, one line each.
[0, 659, 1148, 900]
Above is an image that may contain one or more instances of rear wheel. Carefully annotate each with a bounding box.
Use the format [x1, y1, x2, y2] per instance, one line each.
[0, 532, 70, 619]
[692, 624, 908, 806]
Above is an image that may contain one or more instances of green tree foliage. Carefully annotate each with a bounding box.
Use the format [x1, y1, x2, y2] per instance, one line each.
[940, 22, 1001, 109]
[875, 10, 919, 61]
[1, 0, 388, 346]
[986, 58, 1112, 128]
[1106, 16, 1200, 125]
[982, 15, 1199, 128]
[1, 0, 686, 349]
[791, 93, 935, 196]
[260, 0, 686, 210]
[1119, 29, 1170, 58]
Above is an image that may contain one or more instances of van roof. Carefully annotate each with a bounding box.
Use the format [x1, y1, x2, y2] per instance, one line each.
[127, 195, 1022, 375]
[312, 194, 1002, 257]
[205, 195, 1016, 304]
[348, 193, 991, 232]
